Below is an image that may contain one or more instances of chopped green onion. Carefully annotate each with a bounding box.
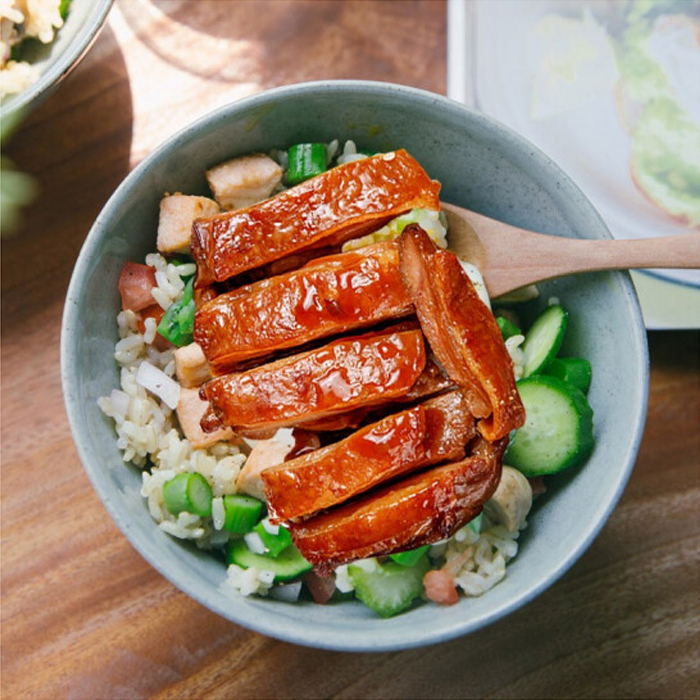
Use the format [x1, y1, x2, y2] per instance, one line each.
[389, 545, 430, 567]
[223, 494, 263, 533]
[287, 143, 327, 185]
[157, 277, 195, 346]
[496, 316, 522, 340]
[254, 518, 293, 557]
[59, 0, 72, 20]
[163, 472, 213, 517]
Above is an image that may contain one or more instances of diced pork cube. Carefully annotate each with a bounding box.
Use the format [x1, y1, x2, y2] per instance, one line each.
[235, 431, 296, 502]
[174, 342, 211, 388]
[177, 387, 234, 449]
[157, 193, 219, 254]
[205, 153, 283, 211]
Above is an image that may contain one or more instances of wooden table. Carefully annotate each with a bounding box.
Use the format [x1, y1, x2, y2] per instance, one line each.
[2, 2, 698, 697]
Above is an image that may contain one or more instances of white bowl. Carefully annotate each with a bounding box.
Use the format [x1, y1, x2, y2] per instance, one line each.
[61, 81, 649, 651]
[1, 0, 113, 118]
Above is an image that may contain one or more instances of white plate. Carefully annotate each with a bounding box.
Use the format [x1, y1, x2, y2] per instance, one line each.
[447, 0, 700, 329]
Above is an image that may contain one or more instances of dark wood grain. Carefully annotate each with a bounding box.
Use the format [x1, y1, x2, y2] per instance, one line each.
[1, 2, 698, 698]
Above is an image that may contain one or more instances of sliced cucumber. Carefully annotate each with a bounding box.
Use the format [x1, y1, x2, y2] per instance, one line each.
[521, 304, 568, 378]
[349, 556, 429, 618]
[227, 540, 312, 583]
[506, 375, 594, 476]
[543, 357, 592, 394]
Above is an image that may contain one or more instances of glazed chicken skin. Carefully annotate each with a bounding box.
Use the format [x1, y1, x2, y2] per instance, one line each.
[398, 224, 526, 441]
[289, 436, 507, 575]
[191, 150, 441, 285]
[262, 390, 476, 522]
[199, 328, 427, 437]
[194, 241, 412, 375]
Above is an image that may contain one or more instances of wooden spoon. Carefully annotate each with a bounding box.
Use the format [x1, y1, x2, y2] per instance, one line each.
[442, 202, 700, 299]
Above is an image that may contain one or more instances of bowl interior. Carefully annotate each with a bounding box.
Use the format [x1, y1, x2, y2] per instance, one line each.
[61, 81, 648, 651]
[1, 0, 113, 117]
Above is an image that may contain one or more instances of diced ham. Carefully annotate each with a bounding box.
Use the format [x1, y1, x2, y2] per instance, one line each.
[157, 193, 220, 255]
[423, 570, 459, 606]
[206, 153, 283, 211]
[118, 262, 157, 312]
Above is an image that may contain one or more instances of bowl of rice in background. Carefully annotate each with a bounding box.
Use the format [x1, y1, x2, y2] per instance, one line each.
[61, 81, 649, 651]
[1, 0, 113, 116]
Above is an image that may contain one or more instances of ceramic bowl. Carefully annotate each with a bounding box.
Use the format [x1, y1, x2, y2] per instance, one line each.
[1, 0, 113, 118]
[61, 81, 649, 651]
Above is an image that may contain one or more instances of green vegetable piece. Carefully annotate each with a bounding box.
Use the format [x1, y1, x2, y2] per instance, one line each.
[157, 277, 195, 346]
[348, 556, 430, 618]
[227, 540, 312, 583]
[506, 375, 594, 477]
[496, 316, 522, 340]
[59, 0, 72, 20]
[544, 357, 592, 394]
[521, 304, 568, 378]
[254, 519, 293, 557]
[223, 494, 263, 534]
[287, 143, 327, 185]
[163, 472, 213, 517]
[466, 512, 483, 534]
[389, 544, 430, 567]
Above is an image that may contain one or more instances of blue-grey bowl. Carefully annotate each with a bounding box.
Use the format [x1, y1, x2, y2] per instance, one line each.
[1, 0, 113, 119]
[61, 81, 649, 651]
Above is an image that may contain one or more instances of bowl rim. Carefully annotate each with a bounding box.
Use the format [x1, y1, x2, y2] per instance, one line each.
[61, 79, 650, 651]
[1, 0, 114, 118]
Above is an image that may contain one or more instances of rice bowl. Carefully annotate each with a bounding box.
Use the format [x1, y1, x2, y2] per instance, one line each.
[61, 81, 648, 650]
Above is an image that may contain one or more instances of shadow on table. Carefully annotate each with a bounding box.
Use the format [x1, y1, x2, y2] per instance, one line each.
[119, 0, 446, 93]
[1, 22, 133, 326]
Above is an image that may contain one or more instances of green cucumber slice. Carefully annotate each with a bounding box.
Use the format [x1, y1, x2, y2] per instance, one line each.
[227, 540, 312, 583]
[543, 357, 592, 394]
[506, 375, 594, 476]
[522, 304, 568, 378]
[253, 519, 293, 557]
[349, 556, 429, 618]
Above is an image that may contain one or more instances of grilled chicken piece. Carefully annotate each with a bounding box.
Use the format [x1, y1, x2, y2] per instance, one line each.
[194, 241, 412, 374]
[290, 436, 507, 575]
[191, 150, 441, 285]
[297, 358, 454, 432]
[398, 224, 525, 441]
[200, 328, 427, 436]
[263, 390, 476, 522]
